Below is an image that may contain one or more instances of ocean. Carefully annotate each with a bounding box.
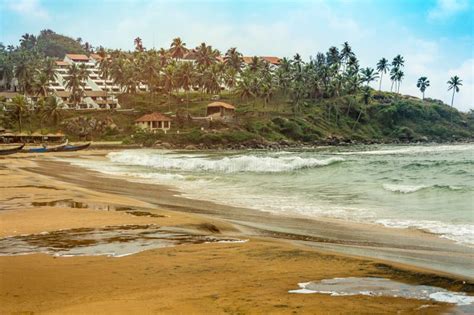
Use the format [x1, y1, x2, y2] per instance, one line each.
[69, 143, 474, 247]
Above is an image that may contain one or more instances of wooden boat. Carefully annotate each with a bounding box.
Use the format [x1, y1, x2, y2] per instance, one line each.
[0, 144, 25, 156]
[25, 141, 68, 153]
[58, 142, 91, 152]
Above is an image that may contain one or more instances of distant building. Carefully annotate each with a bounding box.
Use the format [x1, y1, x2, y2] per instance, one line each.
[135, 112, 172, 133]
[206, 102, 235, 119]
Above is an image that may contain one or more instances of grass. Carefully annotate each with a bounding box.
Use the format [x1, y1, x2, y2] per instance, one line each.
[2, 90, 472, 145]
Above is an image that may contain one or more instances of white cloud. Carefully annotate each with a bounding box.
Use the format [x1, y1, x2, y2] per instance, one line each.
[7, 0, 49, 19]
[428, 0, 469, 20]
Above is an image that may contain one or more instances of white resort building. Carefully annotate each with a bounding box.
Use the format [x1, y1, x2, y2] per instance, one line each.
[49, 53, 121, 110]
[0, 53, 122, 110]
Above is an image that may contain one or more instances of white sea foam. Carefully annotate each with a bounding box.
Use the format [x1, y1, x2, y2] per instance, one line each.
[289, 278, 474, 306]
[382, 184, 427, 193]
[107, 151, 344, 173]
[376, 219, 474, 246]
[336, 144, 474, 156]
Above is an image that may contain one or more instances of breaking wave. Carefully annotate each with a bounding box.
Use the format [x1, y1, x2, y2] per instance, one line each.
[376, 219, 474, 246]
[336, 144, 474, 156]
[107, 151, 344, 173]
[383, 183, 464, 194]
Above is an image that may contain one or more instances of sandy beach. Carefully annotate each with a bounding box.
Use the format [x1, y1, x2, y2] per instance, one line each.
[0, 150, 472, 314]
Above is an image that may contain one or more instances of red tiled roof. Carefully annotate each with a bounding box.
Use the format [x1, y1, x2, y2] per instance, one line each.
[89, 54, 102, 61]
[242, 57, 253, 64]
[135, 112, 171, 122]
[242, 56, 280, 65]
[261, 56, 280, 65]
[207, 102, 235, 110]
[65, 54, 90, 61]
[55, 61, 70, 66]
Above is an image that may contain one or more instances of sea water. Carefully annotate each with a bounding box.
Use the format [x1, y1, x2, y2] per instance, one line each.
[68, 143, 474, 247]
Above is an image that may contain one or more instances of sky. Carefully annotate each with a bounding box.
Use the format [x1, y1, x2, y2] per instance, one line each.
[0, 0, 473, 111]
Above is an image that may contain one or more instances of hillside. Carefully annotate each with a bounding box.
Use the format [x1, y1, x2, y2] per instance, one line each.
[10, 90, 464, 148]
[36, 30, 87, 58]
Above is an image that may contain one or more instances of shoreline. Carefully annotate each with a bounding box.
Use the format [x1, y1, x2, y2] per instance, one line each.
[1, 150, 473, 314]
[25, 151, 474, 280]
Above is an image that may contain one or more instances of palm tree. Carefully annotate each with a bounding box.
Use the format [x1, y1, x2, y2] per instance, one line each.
[134, 37, 144, 52]
[395, 70, 404, 93]
[360, 67, 379, 86]
[43, 96, 62, 126]
[392, 55, 405, 69]
[447, 76, 462, 107]
[416, 76, 430, 100]
[177, 61, 195, 111]
[169, 37, 188, 60]
[376, 58, 390, 91]
[65, 64, 86, 109]
[340, 42, 355, 70]
[224, 47, 243, 72]
[9, 95, 28, 132]
[43, 58, 57, 82]
[33, 72, 50, 97]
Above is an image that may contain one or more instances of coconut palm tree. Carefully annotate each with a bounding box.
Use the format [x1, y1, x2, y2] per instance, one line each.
[43, 58, 57, 82]
[134, 37, 144, 52]
[447, 76, 462, 107]
[9, 95, 28, 132]
[340, 42, 355, 70]
[392, 55, 405, 69]
[65, 63, 86, 109]
[224, 47, 243, 72]
[376, 58, 390, 91]
[33, 72, 50, 97]
[360, 67, 379, 86]
[177, 61, 195, 111]
[43, 96, 62, 126]
[416, 77, 430, 100]
[395, 70, 405, 94]
[169, 37, 188, 60]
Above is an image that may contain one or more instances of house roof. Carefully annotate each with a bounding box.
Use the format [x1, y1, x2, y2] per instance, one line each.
[242, 56, 280, 65]
[135, 112, 171, 122]
[84, 90, 107, 97]
[89, 54, 102, 61]
[65, 54, 90, 61]
[261, 56, 280, 65]
[207, 102, 235, 110]
[55, 61, 70, 66]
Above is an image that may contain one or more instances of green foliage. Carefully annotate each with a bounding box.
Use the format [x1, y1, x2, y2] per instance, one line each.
[36, 30, 86, 58]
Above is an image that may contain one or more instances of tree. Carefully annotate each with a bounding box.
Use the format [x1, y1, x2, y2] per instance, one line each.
[9, 95, 28, 132]
[416, 76, 430, 100]
[376, 58, 390, 91]
[395, 70, 404, 94]
[134, 37, 144, 52]
[65, 63, 86, 109]
[360, 67, 379, 86]
[224, 47, 243, 72]
[177, 61, 195, 111]
[340, 42, 355, 70]
[169, 37, 188, 60]
[43, 96, 62, 125]
[447, 76, 462, 107]
[392, 54, 405, 69]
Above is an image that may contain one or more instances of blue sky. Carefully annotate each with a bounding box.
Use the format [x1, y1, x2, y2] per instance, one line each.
[1, 0, 473, 110]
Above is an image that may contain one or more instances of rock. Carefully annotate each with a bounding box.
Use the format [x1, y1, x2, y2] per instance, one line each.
[184, 145, 197, 150]
[161, 142, 172, 149]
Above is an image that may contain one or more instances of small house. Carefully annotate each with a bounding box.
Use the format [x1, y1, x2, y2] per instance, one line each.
[206, 102, 235, 118]
[135, 112, 171, 133]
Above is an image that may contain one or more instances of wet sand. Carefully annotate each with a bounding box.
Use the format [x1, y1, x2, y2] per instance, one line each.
[0, 151, 472, 314]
